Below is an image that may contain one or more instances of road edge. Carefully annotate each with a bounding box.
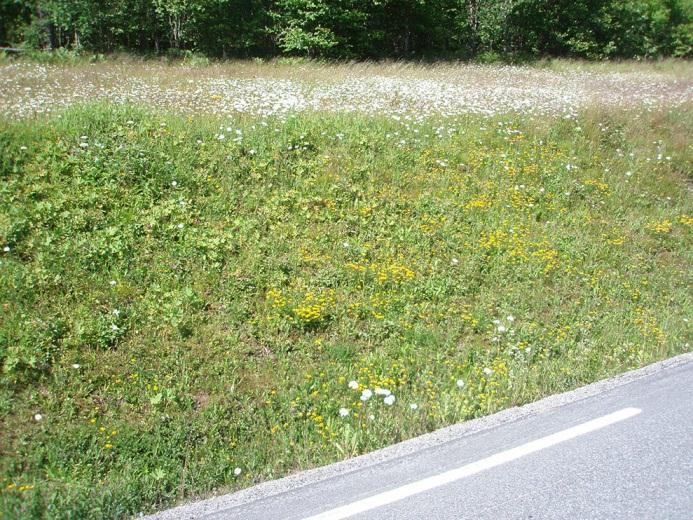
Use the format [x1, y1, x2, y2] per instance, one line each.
[146, 351, 693, 519]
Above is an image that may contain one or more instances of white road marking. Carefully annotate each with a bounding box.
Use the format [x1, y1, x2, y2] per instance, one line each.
[301, 407, 642, 520]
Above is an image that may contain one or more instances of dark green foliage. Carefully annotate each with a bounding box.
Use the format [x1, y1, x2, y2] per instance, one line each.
[0, 1, 691, 65]
[0, 0, 689, 59]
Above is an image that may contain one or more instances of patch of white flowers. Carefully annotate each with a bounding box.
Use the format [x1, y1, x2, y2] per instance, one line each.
[2, 62, 690, 119]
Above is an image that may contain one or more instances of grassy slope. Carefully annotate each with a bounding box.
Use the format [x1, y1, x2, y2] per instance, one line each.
[0, 103, 691, 518]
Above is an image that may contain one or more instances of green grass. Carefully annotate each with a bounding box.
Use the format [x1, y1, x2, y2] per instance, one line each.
[0, 103, 691, 518]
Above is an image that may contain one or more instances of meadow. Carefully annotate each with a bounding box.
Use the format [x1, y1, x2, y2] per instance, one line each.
[0, 59, 691, 518]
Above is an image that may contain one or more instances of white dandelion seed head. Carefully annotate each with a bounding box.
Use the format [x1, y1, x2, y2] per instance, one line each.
[348, 380, 359, 390]
[360, 389, 373, 401]
[456, 379, 465, 388]
[383, 395, 396, 406]
[234, 467, 242, 476]
[34, 413, 43, 422]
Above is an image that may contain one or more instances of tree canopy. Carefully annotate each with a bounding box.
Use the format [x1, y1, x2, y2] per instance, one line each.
[1, 0, 691, 59]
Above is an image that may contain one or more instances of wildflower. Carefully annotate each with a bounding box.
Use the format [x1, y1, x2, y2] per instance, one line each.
[111, 324, 119, 331]
[171, 180, 178, 187]
[33, 413, 43, 422]
[384, 395, 396, 406]
[497, 325, 507, 333]
[368, 414, 375, 420]
[113, 309, 120, 316]
[339, 408, 349, 417]
[348, 380, 359, 390]
[374, 387, 391, 396]
[507, 315, 515, 322]
[234, 467, 242, 476]
[483, 368, 494, 376]
[410, 403, 418, 410]
[456, 379, 465, 388]
[71, 363, 80, 369]
[451, 258, 459, 266]
[3, 246, 9, 252]
[20, 145, 27, 151]
[360, 389, 373, 401]
[177, 223, 184, 229]
[110, 280, 117, 286]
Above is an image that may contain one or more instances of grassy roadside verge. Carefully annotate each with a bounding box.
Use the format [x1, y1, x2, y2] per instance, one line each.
[1, 103, 691, 518]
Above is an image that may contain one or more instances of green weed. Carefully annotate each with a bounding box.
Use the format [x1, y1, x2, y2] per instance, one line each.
[0, 103, 691, 518]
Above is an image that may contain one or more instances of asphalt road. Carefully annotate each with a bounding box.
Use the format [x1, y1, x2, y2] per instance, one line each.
[150, 353, 693, 520]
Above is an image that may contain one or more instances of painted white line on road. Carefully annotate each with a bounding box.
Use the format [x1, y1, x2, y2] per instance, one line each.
[301, 407, 642, 520]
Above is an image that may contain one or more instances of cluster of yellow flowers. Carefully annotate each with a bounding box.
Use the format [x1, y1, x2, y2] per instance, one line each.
[678, 214, 693, 226]
[465, 195, 493, 210]
[633, 307, 666, 345]
[647, 219, 672, 234]
[4, 483, 34, 492]
[479, 229, 508, 250]
[583, 178, 610, 192]
[346, 260, 416, 284]
[293, 292, 333, 325]
[266, 288, 335, 325]
[532, 247, 560, 273]
[419, 214, 447, 234]
[266, 288, 288, 309]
